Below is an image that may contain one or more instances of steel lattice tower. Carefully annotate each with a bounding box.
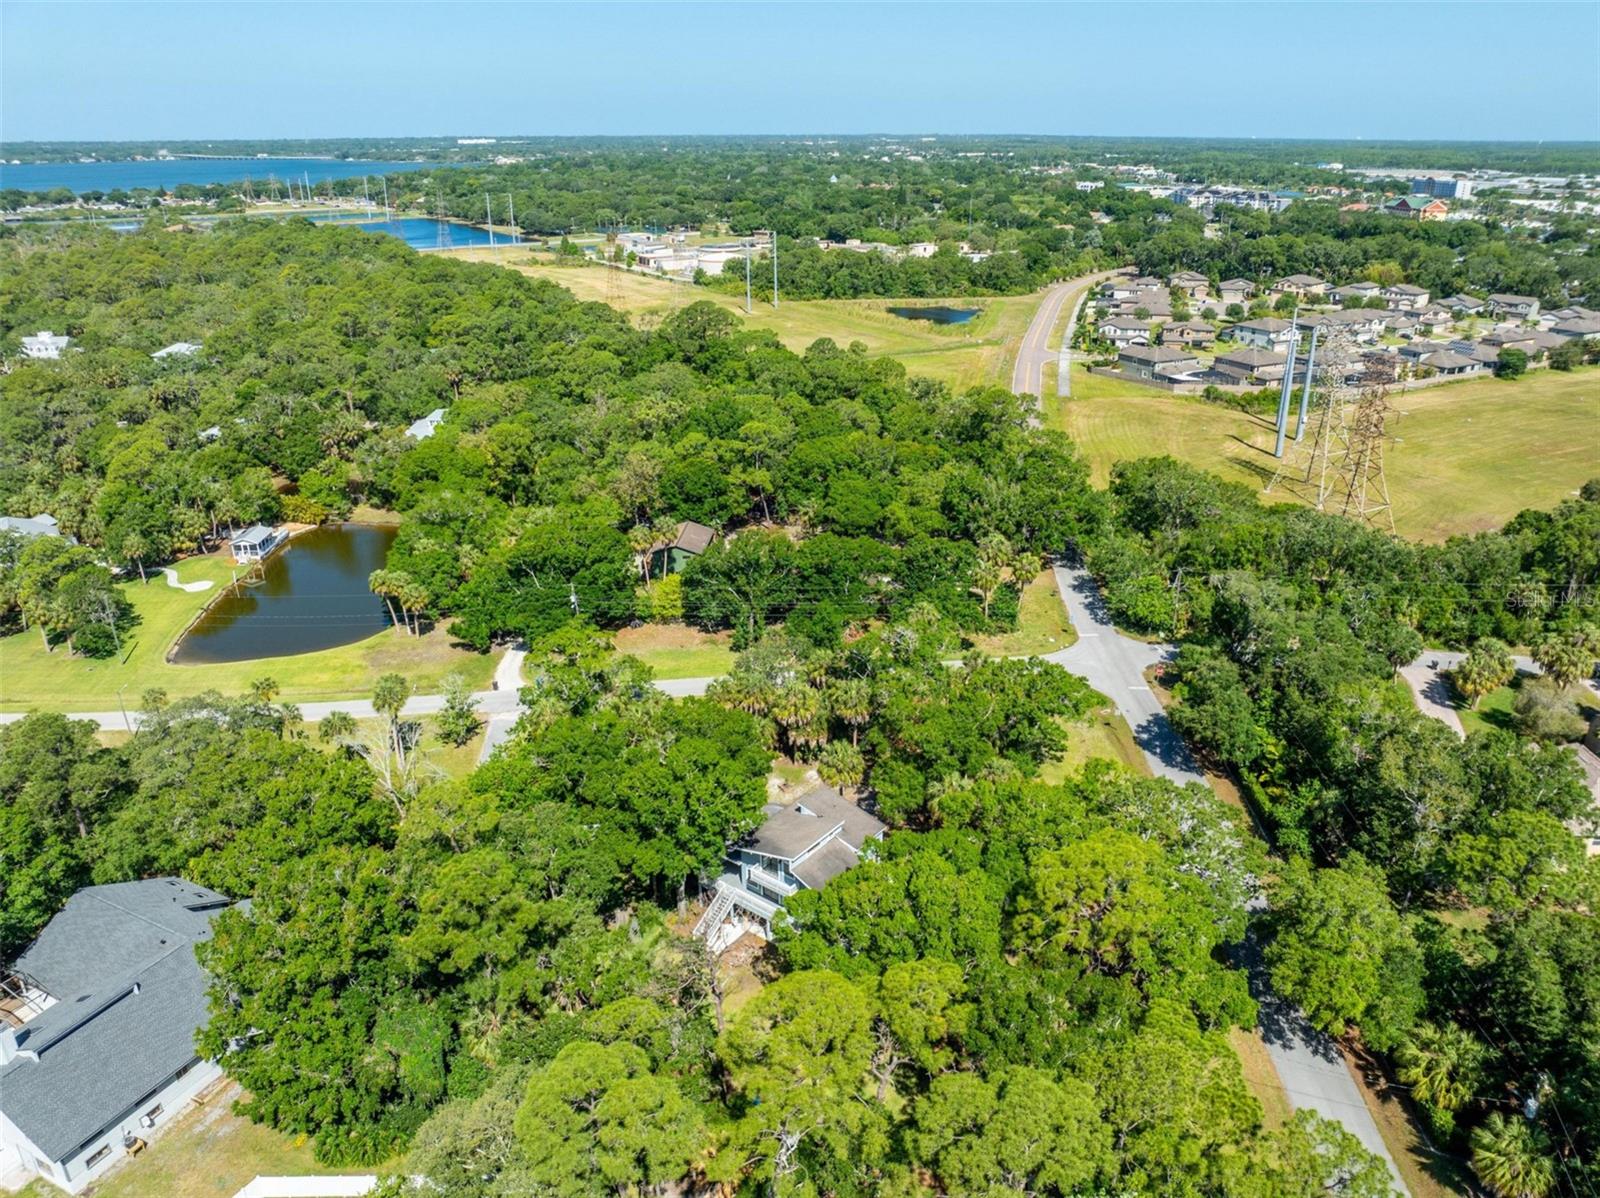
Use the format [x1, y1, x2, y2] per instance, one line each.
[1266, 336, 1397, 533]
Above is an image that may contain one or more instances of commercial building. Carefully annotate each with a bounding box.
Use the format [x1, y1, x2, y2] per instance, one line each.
[1410, 176, 1475, 200]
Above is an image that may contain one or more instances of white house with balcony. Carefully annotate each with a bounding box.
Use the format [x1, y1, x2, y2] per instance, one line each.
[694, 784, 886, 953]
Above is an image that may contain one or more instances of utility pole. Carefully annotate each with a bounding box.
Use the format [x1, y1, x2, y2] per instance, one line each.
[772, 230, 779, 307]
[486, 194, 495, 248]
[507, 192, 517, 242]
[1273, 307, 1300, 458]
[745, 243, 753, 313]
[1295, 325, 1320, 441]
[380, 176, 390, 221]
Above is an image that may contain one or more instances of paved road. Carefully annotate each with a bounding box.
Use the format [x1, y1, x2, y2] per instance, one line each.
[1401, 649, 1599, 741]
[1042, 564, 1405, 1193]
[1042, 565, 1202, 785]
[1009, 268, 1126, 402]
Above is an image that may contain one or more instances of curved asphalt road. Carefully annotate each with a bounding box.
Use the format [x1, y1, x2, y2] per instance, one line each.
[1043, 565, 1404, 1193]
[1009, 268, 1128, 403]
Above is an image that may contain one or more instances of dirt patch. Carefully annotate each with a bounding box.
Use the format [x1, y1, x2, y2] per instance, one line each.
[614, 624, 731, 653]
[1341, 1039, 1476, 1198]
[1228, 1026, 1291, 1130]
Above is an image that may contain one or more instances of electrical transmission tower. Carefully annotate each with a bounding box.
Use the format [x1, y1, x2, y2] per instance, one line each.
[1267, 336, 1396, 533]
[1329, 378, 1395, 532]
[604, 230, 622, 308]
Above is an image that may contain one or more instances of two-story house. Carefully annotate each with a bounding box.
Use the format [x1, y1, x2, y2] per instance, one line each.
[694, 785, 886, 952]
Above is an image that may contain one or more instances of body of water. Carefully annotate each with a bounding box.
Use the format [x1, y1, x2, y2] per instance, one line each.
[886, 305, 981, 325]
[309, 214, 509, 250]
[0, 158, 429, 194]
[171, 524, 398, 664]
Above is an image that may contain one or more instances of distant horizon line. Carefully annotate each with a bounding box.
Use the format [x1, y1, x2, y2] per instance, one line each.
[4, 133, 1598, 148]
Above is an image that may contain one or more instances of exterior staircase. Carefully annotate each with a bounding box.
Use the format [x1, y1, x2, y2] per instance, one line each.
[693, 884, 736, 940]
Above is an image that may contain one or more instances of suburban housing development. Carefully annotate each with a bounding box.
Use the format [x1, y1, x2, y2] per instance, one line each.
[1087, 269, 1596, 390]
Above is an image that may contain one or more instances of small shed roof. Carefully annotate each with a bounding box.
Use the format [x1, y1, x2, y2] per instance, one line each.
[230, 523, 276, 545]
[672, 521, 716, 555]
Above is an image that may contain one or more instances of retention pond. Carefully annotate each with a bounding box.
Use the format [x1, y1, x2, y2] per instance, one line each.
[171, 524, 397, 664]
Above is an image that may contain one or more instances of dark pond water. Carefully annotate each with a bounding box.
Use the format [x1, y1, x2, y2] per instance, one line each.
[172, 524, 397, 664]
[308, 215, 508, 250]
[0, 158, 428, 194]
[886, 305, 981, 325]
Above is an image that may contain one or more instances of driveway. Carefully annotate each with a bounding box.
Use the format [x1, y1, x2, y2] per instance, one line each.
[1401, 649, 1599, 740]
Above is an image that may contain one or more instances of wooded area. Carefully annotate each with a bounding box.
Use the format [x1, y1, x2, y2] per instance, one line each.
[2, 204, 1597, 1198]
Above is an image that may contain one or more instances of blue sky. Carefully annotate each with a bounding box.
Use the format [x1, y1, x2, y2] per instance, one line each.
[3, 1, 1597, 143]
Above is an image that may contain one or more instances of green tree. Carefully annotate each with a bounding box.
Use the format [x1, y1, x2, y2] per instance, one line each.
[1264, 856, 1423, 1050]
[909, 1066, 1110, 1195]
[1531, 625, 1598, 689]
[319, 710, 357, 742]
[869, 959, 969, 1101]
[436, 674, 480, 747]
[1394, 1022, 1487, 1134]
[1470, 1113, 1557, 1198]
[1495, 347, 1528, 378]
[513, 1040, 703, 1198]
[714, 970, 875, 1193]
[1451, 637, 1515, 708]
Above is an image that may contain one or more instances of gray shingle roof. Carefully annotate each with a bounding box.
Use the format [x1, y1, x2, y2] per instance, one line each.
[746, 784, 885, 862]
[791, 838, 861, 890]
[1, 879, 232, 1162]
[672, 521, 716, 555]
[1121, 345, 1199, 364]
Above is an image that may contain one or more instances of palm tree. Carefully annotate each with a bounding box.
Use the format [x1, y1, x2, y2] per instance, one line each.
[369, 569, 402, 632]
[371, 672, 412, 768]
[627, 524, 659, 584]
[1452, 638, 1515, 708]
[1470, 1114, 1556, 1198]
[972, 531, 1012, 622]
[398, 580, 430, 637]
[827, 678, 873, 745]
[816, 741, 865, 796]
[1531, 626, 1599, 689]
[1395, 1021, 1486, 1116]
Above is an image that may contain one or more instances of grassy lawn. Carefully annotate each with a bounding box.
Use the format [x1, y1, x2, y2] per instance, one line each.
[445, 250, 1048, 392]
[1039, 690, 1149, 783]
[12, 1083, 379, 1198]
[613, 623, 736, 679]
[968, 570, 1078, 657]
[0, 551, 494, 713]
[285, 714, 487, 781]
[1048, 364, 1599, 541]
[1457, 674, 1598, 738]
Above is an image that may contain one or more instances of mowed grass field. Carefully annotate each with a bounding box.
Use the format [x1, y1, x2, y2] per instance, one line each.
[1049, 364, 1599, 542]
[443, 248, 1045, 391]
[0, 551, 495, 713]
